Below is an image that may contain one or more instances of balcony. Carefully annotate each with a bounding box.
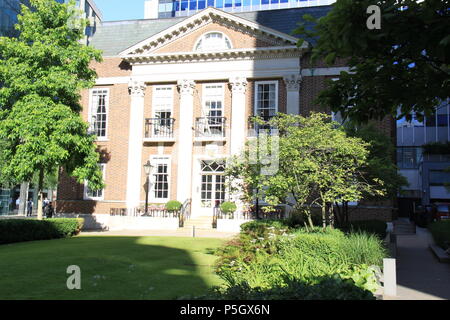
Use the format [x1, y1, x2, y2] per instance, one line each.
[144, 118, 175, 142]
[247, 117, 278, 137]
[194, 117, 226, 141]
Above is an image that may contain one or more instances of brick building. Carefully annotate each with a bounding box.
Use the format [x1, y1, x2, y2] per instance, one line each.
[56, 6, 395, 229]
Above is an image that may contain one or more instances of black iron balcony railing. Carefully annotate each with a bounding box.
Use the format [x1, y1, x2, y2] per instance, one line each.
[145, 118, 175, 139]
[195, 116, 226, 138]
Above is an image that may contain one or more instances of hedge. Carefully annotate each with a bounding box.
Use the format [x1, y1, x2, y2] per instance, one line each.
[428, 220, 450, 250]
[0, 218, 84, 245]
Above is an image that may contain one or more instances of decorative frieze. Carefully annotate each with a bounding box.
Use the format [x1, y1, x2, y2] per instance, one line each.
[229, 77, 248, 95]
[283, 74, 302, 92]
[128, 79, 146, 97]
[177, 79, 196, 96]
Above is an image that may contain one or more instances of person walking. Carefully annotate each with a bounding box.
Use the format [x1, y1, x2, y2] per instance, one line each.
[44, 202, 54, 219]
[26, 198, 33, 217]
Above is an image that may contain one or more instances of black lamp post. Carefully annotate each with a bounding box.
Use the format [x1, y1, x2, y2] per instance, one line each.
[143, 160, 153, 216]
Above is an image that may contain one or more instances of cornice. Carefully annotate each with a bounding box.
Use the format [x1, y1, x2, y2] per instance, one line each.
[124, 46, 303, 65]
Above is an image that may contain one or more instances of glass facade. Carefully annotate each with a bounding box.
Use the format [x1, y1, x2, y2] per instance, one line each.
[0, 0, 100, 38]
[157, 0, 335, 18]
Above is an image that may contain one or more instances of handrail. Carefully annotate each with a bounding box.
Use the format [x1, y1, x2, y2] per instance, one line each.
[145, 118, 175, 139]
[195, 117, 226, 137]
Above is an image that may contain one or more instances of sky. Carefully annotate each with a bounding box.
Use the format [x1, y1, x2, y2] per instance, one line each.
[94, 0, 146, 21]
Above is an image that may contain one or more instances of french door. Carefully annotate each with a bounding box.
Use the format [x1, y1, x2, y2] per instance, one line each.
[198, 160, 226, 215]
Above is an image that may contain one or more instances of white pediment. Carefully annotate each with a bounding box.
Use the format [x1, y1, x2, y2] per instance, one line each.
[119, 7, 307, 58]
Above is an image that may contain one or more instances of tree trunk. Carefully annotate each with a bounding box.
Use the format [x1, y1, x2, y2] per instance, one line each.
[37, 168, 44, 220]
[321, 204, 326, 229]
[18, 182, 29, 216]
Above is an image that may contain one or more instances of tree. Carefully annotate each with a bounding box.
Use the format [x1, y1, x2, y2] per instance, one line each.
[0, 0, 104, 219]
[333, 123, 409, 224]
[227, 113, 385, 229]
[295, 0, 450, 123]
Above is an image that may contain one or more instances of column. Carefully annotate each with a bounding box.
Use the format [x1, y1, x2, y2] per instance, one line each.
[229, 77, 248, 156]
[126, 79, 146, 209]
[176, 79, 195, 202]
[283, 74, 302, 115]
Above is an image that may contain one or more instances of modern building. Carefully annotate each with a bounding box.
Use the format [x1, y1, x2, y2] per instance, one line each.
[0, 0, 102, 42]
[144, 0, 335, 19]
[55, 5, 396, 231]
[397, 100, 450, 215]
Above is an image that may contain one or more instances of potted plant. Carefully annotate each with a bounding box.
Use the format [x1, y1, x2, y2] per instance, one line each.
[165, 200, 182, 215]
[220, 201, 237, 219]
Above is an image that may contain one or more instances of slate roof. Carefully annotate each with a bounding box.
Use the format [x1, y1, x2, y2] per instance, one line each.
[89, 6, 332, 57]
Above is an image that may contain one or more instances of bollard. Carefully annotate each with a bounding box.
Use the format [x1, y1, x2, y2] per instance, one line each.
[383, 258, 397, 296]
[192, 225, 196, 238]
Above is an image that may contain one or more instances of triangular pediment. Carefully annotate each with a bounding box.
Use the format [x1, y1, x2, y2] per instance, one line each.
[119, 7, 306, 59]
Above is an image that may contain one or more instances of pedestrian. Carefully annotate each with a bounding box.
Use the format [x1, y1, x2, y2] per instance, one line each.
[27, 198, 33, 217]
[15, 198, 20, 210]
[44, 202, 54, 219]
[43, 197, 49, 210]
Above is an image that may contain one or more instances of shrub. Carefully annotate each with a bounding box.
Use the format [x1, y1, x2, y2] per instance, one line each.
[220, 202, 237, 214]
[339, 220, 388, 239]
[214, 225, 386, 298]
[428, 220, 450, 250]
[240, 219, 290, 237]
[165, 200, 182, 212]
[0, 218, 84, 245]
[193, 276, 375, 300]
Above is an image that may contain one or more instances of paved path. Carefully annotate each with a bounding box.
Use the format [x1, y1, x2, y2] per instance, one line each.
[385, 226, 450, 300]
[80, 228, 238, 239]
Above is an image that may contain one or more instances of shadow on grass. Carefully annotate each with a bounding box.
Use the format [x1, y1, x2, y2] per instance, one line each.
[0, 236, 222, 300]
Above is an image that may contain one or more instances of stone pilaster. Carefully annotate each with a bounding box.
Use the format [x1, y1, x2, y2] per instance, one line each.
[126, 79, 146, 209]
[283, 74, 301, 115]
[176, 79, 195, 203]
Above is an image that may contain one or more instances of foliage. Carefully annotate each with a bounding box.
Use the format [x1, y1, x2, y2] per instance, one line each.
[294, 0, 450, 123]
[227, 113, 384, 229]
[0, 218, 83, 244]
[422, 142, 450, 155]
[240, 219, 290, 237]
[428, 220, 450, 250]
[213, 223, 387, 299]
[338, 220, 388, 240]
[165, 200, 182, 212]
[195, 276, 375, 300]
[220, 201, 237, 214]
[0, 0, 104, 215]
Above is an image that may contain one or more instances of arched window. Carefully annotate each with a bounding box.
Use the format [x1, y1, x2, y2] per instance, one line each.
[194, 32, 232, 51]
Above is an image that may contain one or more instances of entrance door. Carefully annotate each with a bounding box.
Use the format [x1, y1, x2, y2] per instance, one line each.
[197, 160, 226, 216]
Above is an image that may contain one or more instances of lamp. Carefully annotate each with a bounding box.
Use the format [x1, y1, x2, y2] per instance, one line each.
[143, 160, 153, 215]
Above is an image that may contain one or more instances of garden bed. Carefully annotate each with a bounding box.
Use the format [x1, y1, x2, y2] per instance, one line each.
[195, 220, 388, 300]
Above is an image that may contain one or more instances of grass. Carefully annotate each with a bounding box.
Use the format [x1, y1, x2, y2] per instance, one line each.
[0, 235, 225, 300]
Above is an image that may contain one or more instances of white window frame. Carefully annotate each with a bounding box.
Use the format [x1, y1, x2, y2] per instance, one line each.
[83, 164, 106, 201]
[193, 31, 233, 52]
[254, 80, 279, 118]
[88, 88, 110, 141]
[149, 156, 171, 203]
[152, 85, 174, 118]
[202, 83, 224, 117]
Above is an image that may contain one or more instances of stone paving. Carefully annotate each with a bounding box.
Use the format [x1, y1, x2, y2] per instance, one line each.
[384, 226, 450, 300]
[80, 227, 238, 239]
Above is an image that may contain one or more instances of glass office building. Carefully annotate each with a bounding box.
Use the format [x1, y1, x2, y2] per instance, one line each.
[0, 0, 101, 38]
[157, 0, 335, 18]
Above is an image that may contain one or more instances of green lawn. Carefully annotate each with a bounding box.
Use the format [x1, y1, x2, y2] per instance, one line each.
[0, 236, 225, 299]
